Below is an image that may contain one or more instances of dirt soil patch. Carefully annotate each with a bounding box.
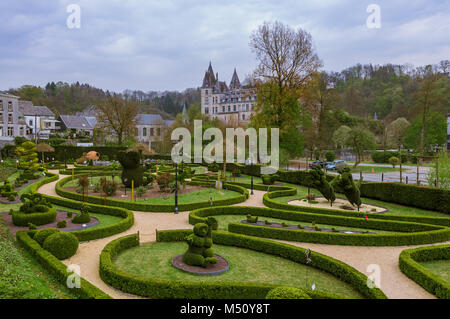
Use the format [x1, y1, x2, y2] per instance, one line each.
[172, 254, 229, 276]
[1, 210, 99, 236]
[288, 197, 387, 213]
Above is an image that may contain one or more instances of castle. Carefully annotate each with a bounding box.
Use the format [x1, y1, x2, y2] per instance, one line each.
[200, 62, 257, 124]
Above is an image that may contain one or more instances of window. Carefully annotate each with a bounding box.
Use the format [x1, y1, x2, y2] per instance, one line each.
[20, 127, 24, 136]
[205, 107, 209, 114]
[228, 106, 231, 112]
[8, 127, 13, 136]
[8, 114, 12, 123]
[222, 106, 225, 112]
[246, 104, 249, 111]
[205, 90, 208, 95]
[29, 119, 33, 126]
[242, 114, 245, 120]
[150, 128, 154, 136]
[0, 100, 3, 111]
[8, 102, 12, 112]
[205, 97, 209, 104]
[156, 128, 160, 136]
[0, 112, 2, 123]
[143, 127, 147, 136]
[233, 105, 236, 112]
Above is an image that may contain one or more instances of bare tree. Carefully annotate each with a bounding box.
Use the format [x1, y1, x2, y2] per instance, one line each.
[97, 94, 138, 145]
[250, 21, 321, 93]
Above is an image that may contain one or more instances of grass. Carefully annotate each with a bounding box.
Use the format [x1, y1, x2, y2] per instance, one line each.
[348, 166, 400, 174]
[136, 188, 240, 204]
[212, 215, 400, 234]
[0, 213, 74, 299]
[418, 260, 450, 283]
[113, 241, 364, 299]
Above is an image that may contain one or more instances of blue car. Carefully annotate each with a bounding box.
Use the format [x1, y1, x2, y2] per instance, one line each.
[325, 160, 346, 171]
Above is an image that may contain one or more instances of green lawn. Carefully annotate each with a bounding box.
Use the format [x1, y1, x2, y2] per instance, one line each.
[212, 215, 400, 234]
[348, 166, 400, 174]
[136, 188, 240, 204]
[419, 260, 450, 283]
[0, 214, 74, 299]
[113, 241, 363, 299]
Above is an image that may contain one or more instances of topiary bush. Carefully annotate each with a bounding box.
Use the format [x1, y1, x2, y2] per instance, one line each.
[261, 174, 278, 185]
[117, 151, 145, 187]
[325, 151, 336, 162]
[331, 167, 361, 209]
[34, 228, 61, 246]
[265, 286, 311, 299]
[43, 232, 79, 260]
[309, 166, 336, 206]
[72, 204, 91, 224]
[57, 220, 67, 228]
[389, 156, 400, 168]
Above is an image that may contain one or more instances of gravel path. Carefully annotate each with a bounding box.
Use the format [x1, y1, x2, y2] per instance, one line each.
[35, 171, 448, 299]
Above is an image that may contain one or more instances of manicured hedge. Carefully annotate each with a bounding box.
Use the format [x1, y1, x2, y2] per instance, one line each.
[12, 208, 57, 227]
[189, 206, 450, 246]
[55, 174, 248, 212]
[263, 186, 450, 228]
[100, 231, 385, 299]
[16, 230, 111, 299]
[29, 172, 135, 242]
[157, 230, 387, 299]
[398, 244, 450, 299]
[224, 163, 450, 215]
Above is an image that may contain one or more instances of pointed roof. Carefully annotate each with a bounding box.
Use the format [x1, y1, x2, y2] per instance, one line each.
[201, 61, 216, 88]
[229, 68, 241, 90]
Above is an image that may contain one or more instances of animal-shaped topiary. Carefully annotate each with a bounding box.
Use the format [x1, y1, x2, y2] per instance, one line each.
[203, 217, 218, 259]
[182, 222, 218, 268]
[117, 151, 146, 187]
[19, 193, 52, 214]
[309, 166, 336, 206]
[331, 167, 361, 209]
[246, 214, 259, 223]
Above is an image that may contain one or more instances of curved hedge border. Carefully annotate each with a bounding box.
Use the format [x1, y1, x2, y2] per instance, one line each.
[55, 174, 249, 212]
[99, 231, 386, 299]
[263, 185, 450, 228]
[32, 172, 134, 242]
[12, 208, 57, 227]
[399, 244, 450, 299]
[16, 230, 111, 299]
[189, 206, 450, 246]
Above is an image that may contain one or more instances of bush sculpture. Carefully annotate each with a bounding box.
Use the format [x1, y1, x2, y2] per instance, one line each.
[331, 167, 362, 210]
[309, 166, 336, 206]
[117, 151, 146, 187]
[262, 174, 278, 185]
[72, 204, 91, 224]
[43, 231, 79, 260]
[182, 221, 218, 268]
[11, 193, 56, 226]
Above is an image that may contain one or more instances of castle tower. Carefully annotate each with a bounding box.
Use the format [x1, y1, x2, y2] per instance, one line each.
[229, 68, 241, 90]
[201, 62, 216, 116]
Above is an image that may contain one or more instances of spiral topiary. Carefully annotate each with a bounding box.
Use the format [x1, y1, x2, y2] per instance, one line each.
[43, 232, 79, 260]
[265, 286, 312, 299]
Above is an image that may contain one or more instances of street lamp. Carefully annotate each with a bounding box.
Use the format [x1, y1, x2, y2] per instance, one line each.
[174, 161, 179, 214]
[433, 144, 442, 188]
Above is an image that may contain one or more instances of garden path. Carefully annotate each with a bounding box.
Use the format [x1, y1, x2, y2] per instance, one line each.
[35, 170, 448, 299]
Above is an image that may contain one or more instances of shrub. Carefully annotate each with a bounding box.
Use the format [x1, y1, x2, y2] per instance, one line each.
[246, 214, 259, 223]
[389, 156, 400, 168]
[309, 166, 336, 205]
[8, 194, 16, 201]
[266, 287, 311, 299]
[208, 163, 220, 172]
[325, 151, 336, 162]
[136, 186, 146, 198]
[34, 228, 60, 246]
[117, 151, 146, 187]
[72, 204, 91, 224]
[57, 221, 67, 228]
[28, 223, 37, 230]
[66, 211, 73, 218]
[156, 172, 172, 192]
[100, 177, 117, 196]
[43, 232, 79, 260]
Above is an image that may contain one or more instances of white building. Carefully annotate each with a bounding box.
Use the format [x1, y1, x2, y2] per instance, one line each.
[19, 101, 57, 140]
[135, 113, 173, 148]
[0, 92, 32, 145]
[200, 62, 257, 124]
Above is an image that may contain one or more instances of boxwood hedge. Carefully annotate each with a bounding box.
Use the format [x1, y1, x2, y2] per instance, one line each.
[16, 230, 111, 299]
[55, 174, 248, 212]
[398, 244, 450, 299]
[189, 206, 450, 246]
[100, 231, 386, 299]
[12, 208, 57, 227]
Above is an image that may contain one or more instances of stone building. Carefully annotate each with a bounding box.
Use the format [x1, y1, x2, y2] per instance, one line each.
[0, 91, 28, 145]
[200, 62, 257, 124]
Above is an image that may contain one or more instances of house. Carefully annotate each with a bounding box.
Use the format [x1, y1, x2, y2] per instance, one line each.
[19, 101, 57, 140]
[135, 114, 167, 146]
[200, 62, 257, 124]
[0, 91, 28, 146]
[58, 115, 96, 137]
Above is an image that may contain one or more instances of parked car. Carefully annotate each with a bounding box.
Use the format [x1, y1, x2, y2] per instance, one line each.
[325, 160, 346, 171]
[309, 160, 325, 168]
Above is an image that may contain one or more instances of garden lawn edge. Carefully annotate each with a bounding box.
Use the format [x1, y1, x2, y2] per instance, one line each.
[398, 244, 450, 299]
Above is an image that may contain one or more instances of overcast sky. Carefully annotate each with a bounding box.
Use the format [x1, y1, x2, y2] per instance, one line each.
[1, 0, 449, 93]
